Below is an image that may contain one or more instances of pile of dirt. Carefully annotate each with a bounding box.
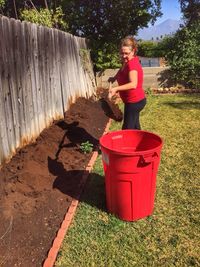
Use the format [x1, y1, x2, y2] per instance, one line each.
[96, 87, 123, 122]
[0, 96, 122, 267]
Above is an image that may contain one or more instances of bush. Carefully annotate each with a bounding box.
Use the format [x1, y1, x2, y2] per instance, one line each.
[164, 22, 200, 89]
[20, 7, 67, 30]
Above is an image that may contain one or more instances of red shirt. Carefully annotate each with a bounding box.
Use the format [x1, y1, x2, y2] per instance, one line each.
[116, 56, 145, 103]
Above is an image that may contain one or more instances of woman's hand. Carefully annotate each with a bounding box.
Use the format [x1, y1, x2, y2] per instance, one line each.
[108, 87, 118, 100]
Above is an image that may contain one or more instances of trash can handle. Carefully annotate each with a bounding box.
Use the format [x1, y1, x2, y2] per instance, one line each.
[142, 152, 158, 163]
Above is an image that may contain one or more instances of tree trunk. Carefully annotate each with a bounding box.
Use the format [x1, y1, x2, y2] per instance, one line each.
[44, 0, 49, 9]
[13, 0, 18, 19]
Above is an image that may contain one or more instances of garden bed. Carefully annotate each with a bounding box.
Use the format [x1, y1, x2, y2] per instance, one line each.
[152, 87, 200, 94]
[0, 94, 120, 267]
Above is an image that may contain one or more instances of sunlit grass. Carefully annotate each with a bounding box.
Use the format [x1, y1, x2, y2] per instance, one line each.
[55, 94, 200, 267]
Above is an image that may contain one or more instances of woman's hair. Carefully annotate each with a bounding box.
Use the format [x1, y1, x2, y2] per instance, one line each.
[120, 36, 137, 53]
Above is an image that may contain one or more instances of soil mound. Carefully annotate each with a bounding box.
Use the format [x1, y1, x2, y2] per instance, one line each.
[96, 87, 123, 122]
[0, 96, 110, 267]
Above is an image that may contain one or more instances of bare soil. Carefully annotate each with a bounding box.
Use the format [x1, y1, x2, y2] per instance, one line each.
[0, 92, 123, 267]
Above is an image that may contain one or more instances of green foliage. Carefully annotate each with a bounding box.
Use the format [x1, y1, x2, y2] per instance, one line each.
[20, 8, 52, 27]
[156, 36, 173, 57]
[80, 141, 93, 154]
[79, 49, 92, 72]
[137, 39, 170, 58]
[62, 0, 162, 69]
[89, 42, 121, 71]
[52, 6, 68, 30]
[95, 49, 121, 71]
[138, 40, 158, 57]
[164, 21, 200, 88]
[179, 0, 200, 26]
[0, 0, 5, 8]
[20, 7, 67, 30]
[145, 87, 153, 96]
[63, 0, 162, 43]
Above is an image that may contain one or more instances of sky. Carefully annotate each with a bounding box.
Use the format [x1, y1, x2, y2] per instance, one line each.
[154, 0, 182, 25]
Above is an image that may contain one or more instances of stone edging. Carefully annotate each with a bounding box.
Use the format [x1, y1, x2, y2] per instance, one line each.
[43, 119, 112, 267]
[152, 89, 200, 94]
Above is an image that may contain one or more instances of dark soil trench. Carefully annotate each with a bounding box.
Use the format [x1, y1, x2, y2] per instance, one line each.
[0, 91, 123, 267]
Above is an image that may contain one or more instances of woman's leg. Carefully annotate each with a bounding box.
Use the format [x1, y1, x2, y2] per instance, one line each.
[122, 103, 136, 129]
[122, 98, 146, 130]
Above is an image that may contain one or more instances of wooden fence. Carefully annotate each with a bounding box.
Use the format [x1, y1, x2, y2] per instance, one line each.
[0, 16, 96, 166]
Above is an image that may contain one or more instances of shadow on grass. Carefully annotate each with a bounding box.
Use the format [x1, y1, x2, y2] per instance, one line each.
[48, 156, 106, 212]
[163, 101, 200, 110]
[80, 172, 107, 212]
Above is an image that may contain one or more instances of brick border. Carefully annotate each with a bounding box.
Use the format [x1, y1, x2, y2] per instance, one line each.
[43, 118, 112, 267]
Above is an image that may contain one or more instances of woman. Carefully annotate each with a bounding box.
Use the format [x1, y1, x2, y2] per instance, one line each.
[108, 36, 146, 130]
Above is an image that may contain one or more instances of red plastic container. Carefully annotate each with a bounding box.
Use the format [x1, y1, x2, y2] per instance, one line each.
[100, 130, 163, 221]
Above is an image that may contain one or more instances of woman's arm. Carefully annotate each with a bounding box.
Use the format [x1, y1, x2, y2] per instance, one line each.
[109, 70, 138, 97]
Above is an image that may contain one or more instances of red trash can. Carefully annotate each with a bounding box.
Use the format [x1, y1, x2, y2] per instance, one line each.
[99, 130, 163, 221]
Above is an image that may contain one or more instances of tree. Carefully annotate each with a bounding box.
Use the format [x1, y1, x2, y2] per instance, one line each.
[137, 39, 168, 58]
[158, 1, 200, 88]
[62, 0, 162, 69]
[179, 0, 200, 26]
[162, 21, 200, 88]
[138, 41, 157, 57]
[63, 0, 161, 44]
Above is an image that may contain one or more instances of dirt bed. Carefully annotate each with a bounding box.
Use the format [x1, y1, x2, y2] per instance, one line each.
[0, 93, 122, 267]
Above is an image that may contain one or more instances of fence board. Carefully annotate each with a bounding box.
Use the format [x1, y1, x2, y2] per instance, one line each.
[54, 29, 64, 118]
[0, 70, 10, 162]
[30, 23, 40, 137]
[11, 19, 24, 145]
[2, 17, 16, 155]
[18, 20, 28, 144]
[8, 19, 20, 149]
[22, 21, 32, 142]
[28, 22, 39, 138]
[58, 31, 68, 113]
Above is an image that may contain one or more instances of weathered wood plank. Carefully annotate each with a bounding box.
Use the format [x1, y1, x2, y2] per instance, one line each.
[32, 23, 43, 133]
[58, 31, 69, 112]
[10, 18, 21, 148]
[2, 17, 16, 155]
[29, 22, 40, 138]
[54, 29, 64, 118]
[38, 25, 48, 129]
[44, 27, 52, 123]
[0, 18, 10, 163]
[24, 21, 35, 141]
[16, 20, 28, 145]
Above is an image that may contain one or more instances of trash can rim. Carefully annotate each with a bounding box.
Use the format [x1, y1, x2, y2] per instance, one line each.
[100, 129, 163, 156]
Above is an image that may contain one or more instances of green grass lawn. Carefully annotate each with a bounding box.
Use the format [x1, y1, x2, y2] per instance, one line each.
[55, 94, 200, 267]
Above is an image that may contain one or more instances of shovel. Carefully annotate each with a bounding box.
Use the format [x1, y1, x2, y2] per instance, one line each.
[100, 82, 123, 122]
